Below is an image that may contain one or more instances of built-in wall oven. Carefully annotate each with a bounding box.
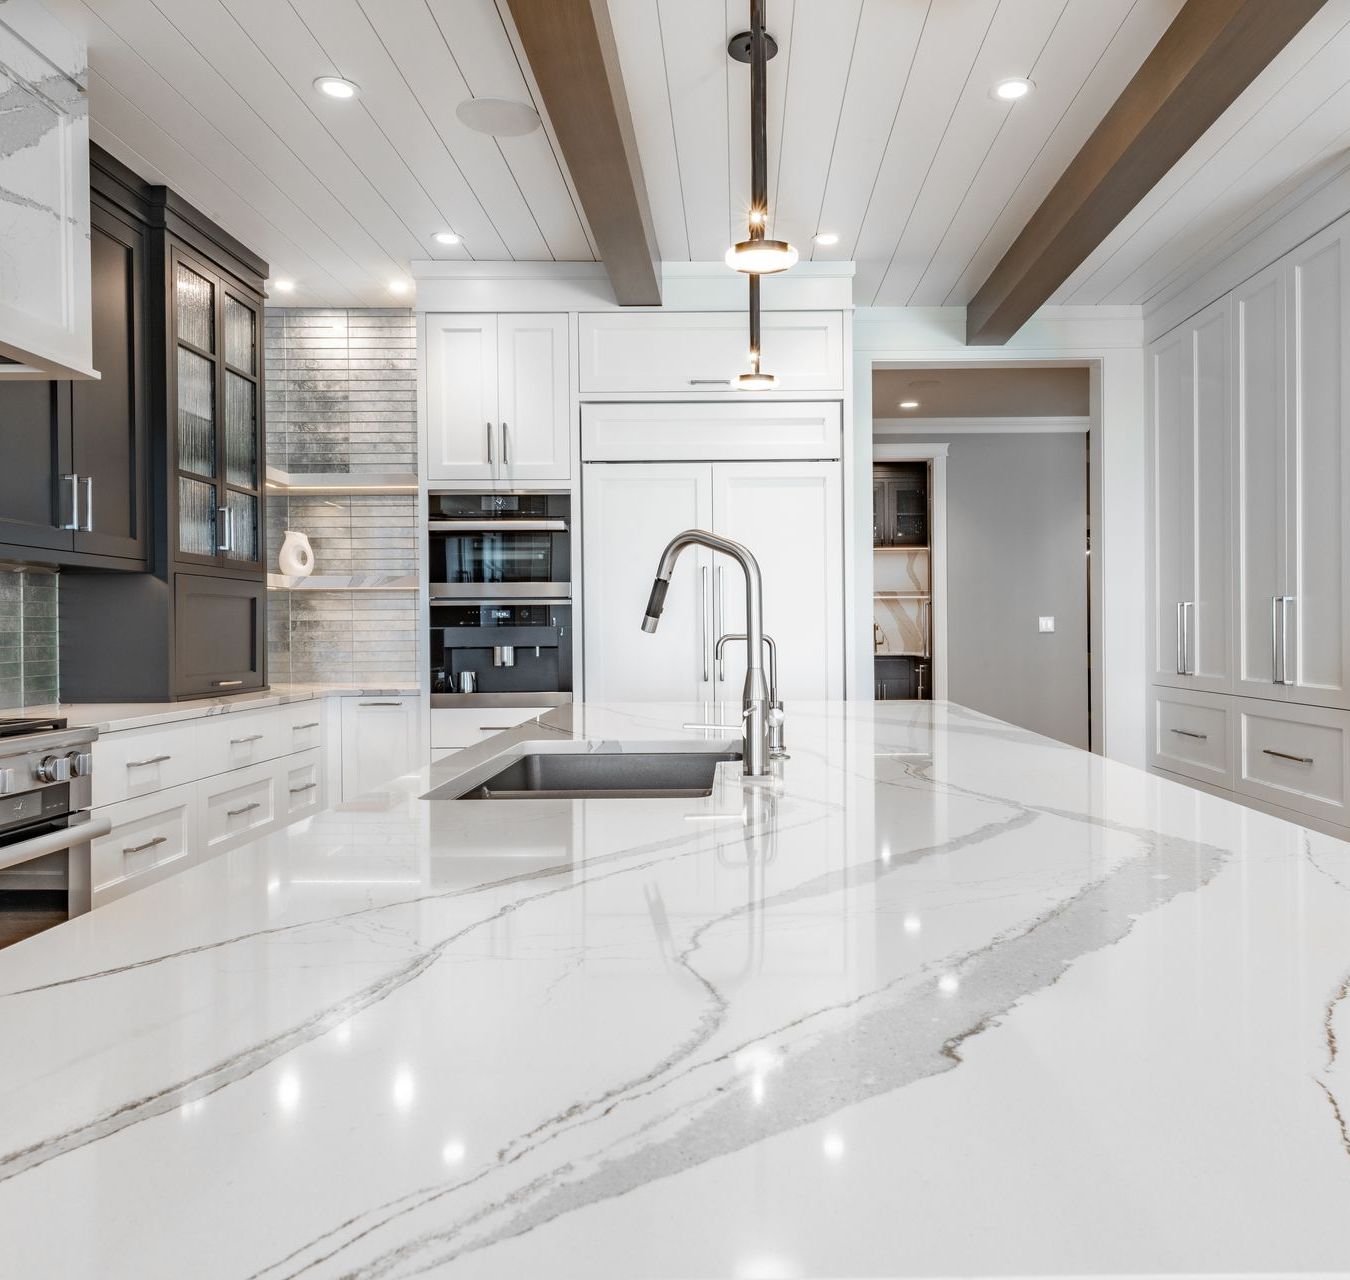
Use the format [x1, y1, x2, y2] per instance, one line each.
[428, 494, 572, 707]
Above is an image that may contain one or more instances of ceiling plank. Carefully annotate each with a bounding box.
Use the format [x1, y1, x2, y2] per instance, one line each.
[965, 0, 1330, 345]
[503, 0, 661, 304]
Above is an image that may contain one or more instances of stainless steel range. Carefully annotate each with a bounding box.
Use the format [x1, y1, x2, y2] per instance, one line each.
[0, 717, 107, 934]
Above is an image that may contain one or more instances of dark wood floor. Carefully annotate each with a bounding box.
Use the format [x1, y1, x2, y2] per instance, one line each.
[0, 893, 67, 949]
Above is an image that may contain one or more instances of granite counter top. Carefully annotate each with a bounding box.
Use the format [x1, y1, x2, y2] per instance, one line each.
[1, 700, 1348, 1278]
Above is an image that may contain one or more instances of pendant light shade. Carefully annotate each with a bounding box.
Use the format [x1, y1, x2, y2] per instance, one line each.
[736, 370, 778, 390]
[725, 239, 799, 274]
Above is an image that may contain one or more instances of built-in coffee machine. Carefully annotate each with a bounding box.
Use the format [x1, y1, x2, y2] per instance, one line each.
[428, 493, 572, 707]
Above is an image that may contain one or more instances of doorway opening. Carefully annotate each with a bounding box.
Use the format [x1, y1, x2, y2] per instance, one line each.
[871, 364, 1094, 751]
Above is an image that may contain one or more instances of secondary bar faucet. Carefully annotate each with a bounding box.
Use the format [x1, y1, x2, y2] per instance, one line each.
[642, 529, 771, 777]
[716, 631, 786, 758]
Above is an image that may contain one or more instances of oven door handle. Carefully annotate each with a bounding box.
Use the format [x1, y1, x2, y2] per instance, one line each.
[427, 519, 568, 532]
[0, 817, 111, 874]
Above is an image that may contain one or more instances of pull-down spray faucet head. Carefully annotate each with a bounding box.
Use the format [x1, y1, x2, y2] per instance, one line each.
[641, 576, 670, 633]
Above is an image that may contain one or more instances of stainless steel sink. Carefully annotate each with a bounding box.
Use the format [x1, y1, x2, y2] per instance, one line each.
[452, 750, 742, 800]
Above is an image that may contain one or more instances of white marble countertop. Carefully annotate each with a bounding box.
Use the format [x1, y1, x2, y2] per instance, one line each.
[15, 682, 422, 734]
[2, 700, 1349, 1279]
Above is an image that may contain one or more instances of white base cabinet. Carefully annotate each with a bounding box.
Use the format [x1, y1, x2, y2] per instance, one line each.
[340, 697, 421, 801]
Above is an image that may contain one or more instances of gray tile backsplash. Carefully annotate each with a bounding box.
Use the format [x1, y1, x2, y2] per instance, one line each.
[0, 569, 59, 710]
[264, 308, 419, 687]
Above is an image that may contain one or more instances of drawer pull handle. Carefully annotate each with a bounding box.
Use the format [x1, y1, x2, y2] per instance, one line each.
[478, 725, 517, 731]
[1261, 748, 1314, 766]
[213, 680, 244, 688]
[293, 721, 321, 730]
[230, 734, 265, 744]
[289, 782, 317, 795]
[359, 701, 403, 707]
[127, 754, 172, 768]
[123, 835, 168, 855]
[688, 378, 731, 385]
[226, 802, 262, 817]
[1170, 729, 1208, 740]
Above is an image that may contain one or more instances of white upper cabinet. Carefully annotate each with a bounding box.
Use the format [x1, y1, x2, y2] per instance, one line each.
[1283, 223, 1350, 710]
[0, 1, 93, 378]
[425, 313, 569, 487]
[1233, 262, 1287, 699]
[1148, 297, 1231, 692]
[582, 401, 841, 462]
[577, 311, 844, 395]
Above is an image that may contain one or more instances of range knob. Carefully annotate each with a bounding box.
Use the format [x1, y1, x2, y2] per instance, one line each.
[65, 750, 93, 778]
[35, 755, 71, 784]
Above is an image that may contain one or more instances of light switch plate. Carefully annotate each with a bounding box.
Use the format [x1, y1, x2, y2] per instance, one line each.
[1038, 616, 1055, 633]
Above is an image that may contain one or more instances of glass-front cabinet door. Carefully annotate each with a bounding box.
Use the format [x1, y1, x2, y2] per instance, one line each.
[171, 248, 263, 572]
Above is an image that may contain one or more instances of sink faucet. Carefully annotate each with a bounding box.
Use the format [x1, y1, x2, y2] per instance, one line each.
[716, 631, 786, 758]
[642, 529, 771, 777]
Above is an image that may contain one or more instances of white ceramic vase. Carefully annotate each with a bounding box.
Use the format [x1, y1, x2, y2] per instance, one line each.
[278, 530, 315, 578]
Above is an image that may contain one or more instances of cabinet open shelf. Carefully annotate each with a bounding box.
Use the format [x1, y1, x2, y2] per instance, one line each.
[873, 545, 929, 552]
[266, 573, 418, 592]
[875, 591, 931, 600]
[265, 466, 418, 494]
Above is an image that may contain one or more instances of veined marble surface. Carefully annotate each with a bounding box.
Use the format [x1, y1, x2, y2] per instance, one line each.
[17, 682, 421, 734]
[2, 700, 1349, 1279]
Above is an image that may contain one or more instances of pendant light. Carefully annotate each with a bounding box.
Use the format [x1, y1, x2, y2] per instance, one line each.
[728, 0, 794, 390]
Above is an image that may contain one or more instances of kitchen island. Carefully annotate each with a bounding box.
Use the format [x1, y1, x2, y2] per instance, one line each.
[1, 700, 1348, 1278]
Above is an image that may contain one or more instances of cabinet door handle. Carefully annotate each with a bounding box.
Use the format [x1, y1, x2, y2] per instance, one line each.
[127, 754, 172, 768]
[60, 473, 80, 530]
[80, 476, 93, 532]
[478, 725, 517, 731]
[1262, 747, 1314, 765]
[688, 379, 731, 385]
[288, 782, 317, 795]
[213, 680, 243, 688]
[1184, 601, 1195, 676]
[229, 734, 265, 744]
[123, 835, 168, 855]
[218, 505, 232, 553]
[226, 802, 261, 817]
[501, 421, 509, 466]
[486, 421, 494, 465]
[1170, 729, 1207, 740]
[359, 701, 403, 707]
[293, 721, 320, 730]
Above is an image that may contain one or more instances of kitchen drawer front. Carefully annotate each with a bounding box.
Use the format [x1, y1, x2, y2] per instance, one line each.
[91, 783, 197, 903]
[199, 760, 277, 856]
[282, 748, 323, 821]
[581, 401, 842, 462]
[278, 700, 326, 755]
[1150, 688, 1234, 788]
[195, 706, 283, 777]
[1236, 699, 1350, 826]
[578, 311, 844, 394]
[430, 706, 548, 749]
[93, 719, 201, 807]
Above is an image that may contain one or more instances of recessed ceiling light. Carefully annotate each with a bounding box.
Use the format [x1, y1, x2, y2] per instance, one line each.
[898, 400, 920, 410]
[992, 77, 1033, 102]
[433, 231, 460, 246]
[813, 231, 840, 246]
[455, 97, 541, 137]
[388, 278, 411, 296]
[314, 76, 360, 101]
[272, 278, 295, 293]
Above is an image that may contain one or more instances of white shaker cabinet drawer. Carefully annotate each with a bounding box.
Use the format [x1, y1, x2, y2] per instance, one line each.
[200, 762, 277, 855]
[1150, 688, 1234, 789]
[283, 749, 324, 820]
[91, 784, 197, 903]
[578, 311, 843, 394]
[93, 720, 201, 807]
[195, 708, 282, 777]
[430, 706, 549, 749]
[581, 401, 842, 462]
[1236, 699, 1350, 826]
[279, 701, 326, 755]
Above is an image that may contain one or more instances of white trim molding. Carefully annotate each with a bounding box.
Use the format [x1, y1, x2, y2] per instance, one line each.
[874, 416, 1090, 435]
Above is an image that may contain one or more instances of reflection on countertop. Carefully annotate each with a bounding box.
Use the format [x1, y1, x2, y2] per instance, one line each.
[0, 699, 1348, 1278]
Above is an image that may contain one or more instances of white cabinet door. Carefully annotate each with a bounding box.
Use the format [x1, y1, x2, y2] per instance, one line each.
[340, 697, 420, 800]
[577, 311, 844, 394]
[426, 314, 497, 483]
[582, 401, 842, 462]
[1190, 298, 1232, 692]
[711, 462, 844, 701]
[582, 463, 714, 702]
[0, 3, 92, 378]
[497, 313, 570, 483]
[1284, 223, 1350, 710]
[1149, 323, 1192, 687]
[1233, 262, 1287, 699]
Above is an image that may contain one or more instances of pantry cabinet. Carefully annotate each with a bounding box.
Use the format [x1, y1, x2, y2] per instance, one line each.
[425, 312, 570, 486]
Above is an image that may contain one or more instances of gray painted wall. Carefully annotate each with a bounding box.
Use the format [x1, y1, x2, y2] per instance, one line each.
[930, 431, 1090, 749]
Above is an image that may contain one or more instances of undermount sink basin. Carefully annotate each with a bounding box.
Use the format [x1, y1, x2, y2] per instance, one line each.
[452, 750, 742, 800]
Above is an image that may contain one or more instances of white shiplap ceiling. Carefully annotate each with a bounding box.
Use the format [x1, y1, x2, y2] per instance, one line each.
[47, 0, 1350, 314]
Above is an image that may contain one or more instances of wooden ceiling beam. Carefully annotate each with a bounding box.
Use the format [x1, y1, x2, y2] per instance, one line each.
[965, 0, 1329, 346]
[504, 0, 661, 305]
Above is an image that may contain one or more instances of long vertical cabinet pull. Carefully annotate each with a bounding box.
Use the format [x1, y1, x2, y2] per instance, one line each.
[717, 566, 726, 682]
[1183, 601, 1195, 676]
[217, 506, 232, 554]
[60, 473, 80, 531]
[1177, 602, 1186, 675]
[701, 565, 710, 682]
[501, 422, 510, 467]
[80, 477, 93, 532]
[1271, 595, 1292, 685]
[1280, 595, 1295, 685]
[485, 422, 494, 466]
